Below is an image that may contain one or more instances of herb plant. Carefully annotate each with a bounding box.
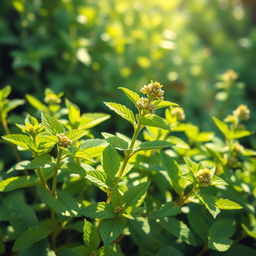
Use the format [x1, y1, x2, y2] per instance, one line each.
[0, 83, 255, 256]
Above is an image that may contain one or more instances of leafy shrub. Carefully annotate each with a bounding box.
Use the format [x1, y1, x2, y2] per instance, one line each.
[0, 83, 255, 256]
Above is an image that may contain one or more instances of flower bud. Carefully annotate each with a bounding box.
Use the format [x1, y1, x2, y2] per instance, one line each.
[114, 206, 123, 214]
[57, 133, 72, 148]
[171, 107, 185, 121]
[196, 168, 212, 187]
[232, 104, 250, 121]
[44, 94, 61, 104]
[222, 69, 238, 83]
[136, 97, 155, 114]
[140, 81, 164, 101]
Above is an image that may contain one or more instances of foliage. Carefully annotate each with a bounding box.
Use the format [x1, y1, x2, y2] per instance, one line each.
[0, 83, 255, 255]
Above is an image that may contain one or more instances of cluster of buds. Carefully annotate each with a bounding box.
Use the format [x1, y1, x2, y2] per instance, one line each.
[171, 107, 185, 121]
[232, 104, 250, 121]
[114, 206, 123, 214]
[195, 168, 212, 187]
[44, 93, 61, 105]
[140, 81, 164, 101]
[221, 69, 238, 83]
[136, 97, 155, 114]
[57, 133, 72, 148]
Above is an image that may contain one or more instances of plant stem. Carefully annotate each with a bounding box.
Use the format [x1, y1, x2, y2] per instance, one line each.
[51, 148, 63, 197]
[177, 185, 199, 206]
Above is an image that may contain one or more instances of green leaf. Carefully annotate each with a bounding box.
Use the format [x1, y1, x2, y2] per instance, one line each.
[37, 188, 81, 217]
[41, 112, 65, 135]
[81, 202, 115, 219]
[104, 102, 135, 125]
[157, 246, 183, 256]
[28, 154, 53, 169]
[6, 99, 25, 113]
[85, 170, 108, 188]
[2, 134, 35, 151]
[66, 99, 81, 125]
[212, 116, 230, 138]
[160, 217, 197, 245]
[102, 145, 120, 179]
[80, 113, 110, 129]
[153, 100, 178, 109]
[197, 193, 220, 218]
[210, 176, 228, 186]
[65, 129, 88, 141]
[123, 182, 150, 208]
[105, 135, 129, 150]
[156, 202, 181, 218]
[216, 198, 243, 210]
[83, 219, 100, 250]
[0, 176, 37, 192]
[118, 87, 140, 105]
[230, 130, 252, 139]
[208, 219, 236, 252]
[140, 115, 170, 130]
[0, 85, 11, 100]
[99, 218, 125, 245]
[13, 223, 51, 251]
[26, 94, 48, 113]
[136, 140, 173, 151]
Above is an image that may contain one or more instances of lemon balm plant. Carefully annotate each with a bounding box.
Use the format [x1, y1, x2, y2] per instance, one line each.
[0, 83, 255, 256]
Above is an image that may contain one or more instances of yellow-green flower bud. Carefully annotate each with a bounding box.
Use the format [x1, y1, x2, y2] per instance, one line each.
[140, 81, 164, 101]
[171, 107, 185, 121]
[44, 94, 61, 104]
[136, 97, 155, 114]
[196, 168, 212, 187]
[232, 104, 250, 121]
[57, 133, 72, 148]
[114, 206, 123, 214]
[222, 69, 238, 83]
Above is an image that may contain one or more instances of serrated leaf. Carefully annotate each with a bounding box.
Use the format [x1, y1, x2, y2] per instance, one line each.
[212, 116, 230, 139]
[198, 193, 220, 218]
[136, 140, 172, 151]
[210, 176, 228, 186]
[41, 112, 65, 135]
[26, 94, 48, 113]
[66, 99, 81, 125]
[86, 170, 108, 188]
[140, 115, 169, 130]
[118, 87, 140, 105]
[13, 223, 51, 251]
[102, 145, 120, 179]
[216, 198, 243, 210]
[156, 202, 181, 218]
[65, 129, 88, 141]
[0, 176, 37, 192]
[208, 219, 236, 252]
[83, 219, 100, 250]
[105, 136, 129, 150]
[2, 134, 35, 151]
[81, 202, 115, 219]
[99, 218, 125, 245]
[80, 113, 110, 129]
[160, 217, 197, 245]
[104, 102, 135, 125]
[123, 182, 150, 208]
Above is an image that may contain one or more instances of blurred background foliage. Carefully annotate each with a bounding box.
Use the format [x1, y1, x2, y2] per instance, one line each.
[0, 0, 255, 131]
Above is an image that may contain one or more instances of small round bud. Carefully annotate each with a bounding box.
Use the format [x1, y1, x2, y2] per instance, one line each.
[114, 206, 123, 214]
[171, 107, 185, 121]
[136, 97, 155, 114]
[57, 133, 72, 148]
[140, 81, 164, 101]
[221, 69, 238, 83]
[44, 94, 61, 104]
[224, 114, 237, 124]
[232, 104, 250, 121]
[196, 168, 212, 187]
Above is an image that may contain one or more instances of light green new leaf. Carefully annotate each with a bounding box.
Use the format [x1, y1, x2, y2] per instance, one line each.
[208, 219, 236, 252]
[66, 99, 81, 125]
[123, 182, 150, 208]
[86, 170, 108, 188]
[26, 94, 48, 113]
[41, 112, 65, 135]
[104, 102, 135, 125]
[81, 202, 115, 219]
[198, 193, 220, 218]
[160, 217, 197, 245]
[13, 223, 51, 251]
[136, 140, 173, 151]
[102, 145, 120, 179]
[153, 100, 178, 109]
[6, 99, 25, 113]
[211, 176, 228, 186]
[83, 219, 101, 250]
[216, 198, 243, 210]
[80, 113, 110, 129]
[230, 130, 252, 139]
[118, 87, 140, 105]
[140, 115, 170, 130]
[212, 116, 230, 139]
[0, 85, 11, 100]
[0, 176, 37, 192]
[2, 134, 35, 151]
[65, 129, 88, 141]
[99, 218, 126, 246]
[156, 202, 181, 218]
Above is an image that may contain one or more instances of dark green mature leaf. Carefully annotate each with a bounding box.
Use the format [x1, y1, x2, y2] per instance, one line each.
[83, 219, 100, 250]
[102, 145, 120, 179]
[136, 140, 173, 151]
[208, 219, 236, 252]
[81, 202, 115, 219]
[104, 102, 136, 125]
[160, 217, 197, 245]
[198, 193, 220, 218]
[41, 112, 65, 135]
[157, 246, 183, 256]
[105, 136, 129, 150]
[123, 182, 150, 208]
[140, 115, 170, 130]
[13, 222, 52, 251]
[156, 202, 181, 218]
[99, 218, 126, 245]
[18, 239, 53, 256]
[118, 87, 140, 105]
[0, 176, 37, 192]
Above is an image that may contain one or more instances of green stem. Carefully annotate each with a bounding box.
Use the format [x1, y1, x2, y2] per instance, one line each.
[177, 185, 199, 206]
[52, 148, 63, 197]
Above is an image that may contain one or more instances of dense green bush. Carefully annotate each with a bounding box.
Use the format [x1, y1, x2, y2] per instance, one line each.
[0, 83, 255, 255]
